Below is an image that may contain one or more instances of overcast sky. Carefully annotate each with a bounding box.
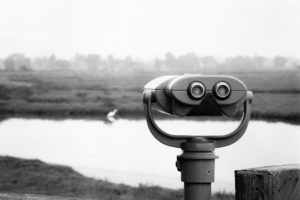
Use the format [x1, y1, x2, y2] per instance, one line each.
[0, 0, 299, 60]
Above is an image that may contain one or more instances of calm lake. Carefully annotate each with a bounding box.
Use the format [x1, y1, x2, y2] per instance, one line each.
[0, 118, 299, 192]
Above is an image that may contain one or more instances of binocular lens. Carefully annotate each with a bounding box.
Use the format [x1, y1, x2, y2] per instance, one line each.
[188, 82, 206, 100]
[214, 82, 231, 99]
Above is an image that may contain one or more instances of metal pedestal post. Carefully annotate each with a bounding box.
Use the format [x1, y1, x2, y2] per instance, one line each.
[176, 137, 218, 200]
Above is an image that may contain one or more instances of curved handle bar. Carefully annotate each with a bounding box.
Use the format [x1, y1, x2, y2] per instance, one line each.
[143, 90, 253, 148]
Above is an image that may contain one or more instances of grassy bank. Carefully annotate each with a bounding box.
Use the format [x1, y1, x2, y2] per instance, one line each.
[0, 70, 299, 124]
[0, 156, 234, 200]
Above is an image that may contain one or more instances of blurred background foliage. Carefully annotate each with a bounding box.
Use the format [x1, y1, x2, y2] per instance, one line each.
[0, 53, 299, 72]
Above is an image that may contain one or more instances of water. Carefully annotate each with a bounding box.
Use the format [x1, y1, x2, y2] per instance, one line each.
[0, 118, 299, 192]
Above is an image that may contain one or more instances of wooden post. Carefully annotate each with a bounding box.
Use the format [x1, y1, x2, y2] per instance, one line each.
[235, 165, 300, 200]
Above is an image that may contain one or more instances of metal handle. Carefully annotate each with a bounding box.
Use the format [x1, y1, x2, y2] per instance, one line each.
[143, 90, 253, 148]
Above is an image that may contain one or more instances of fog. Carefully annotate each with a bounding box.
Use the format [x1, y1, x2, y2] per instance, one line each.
[1, 0, 300, 60]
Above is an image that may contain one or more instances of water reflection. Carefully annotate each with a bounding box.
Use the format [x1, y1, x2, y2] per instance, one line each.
[0, 119, 299, 192]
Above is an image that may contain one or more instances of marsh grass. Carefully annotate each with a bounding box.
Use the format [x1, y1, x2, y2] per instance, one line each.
[0, 70, 299, 124]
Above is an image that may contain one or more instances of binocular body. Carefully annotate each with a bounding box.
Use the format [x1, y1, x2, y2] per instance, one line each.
[143, 74, 253, 200]
[144, 74, 248, 117]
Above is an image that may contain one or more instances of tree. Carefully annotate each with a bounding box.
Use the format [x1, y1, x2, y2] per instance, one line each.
[253, 56, 266, 68]
[3, 57, 15, 71]
[86, 54, 101, 71]
[177, 53, 200, 71]
[273, 56, 287, 68]
[154, 58, 163, 71]
[55, 59, 70, 70]
[73, 54, 88, 71]
[200, 56, 217, 69]
[20, 65, 32, 72]
[106, 54, 116, 72]
[3, 53, 31, 71]
[164, 52, 177, 70]
[48, 55, 56, 69]
[224, 56, 256, 71]
[0, 59, 4, 70]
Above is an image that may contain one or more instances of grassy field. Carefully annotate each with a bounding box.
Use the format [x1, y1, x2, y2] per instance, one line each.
[0, 70, 299, 124]
[0, 156, 234, 200]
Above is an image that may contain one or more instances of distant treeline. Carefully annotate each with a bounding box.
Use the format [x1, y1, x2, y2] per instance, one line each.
[0, 53, 299, 72]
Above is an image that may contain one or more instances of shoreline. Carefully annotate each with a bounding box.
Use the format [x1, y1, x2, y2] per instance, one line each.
[0, 110, 299, 125]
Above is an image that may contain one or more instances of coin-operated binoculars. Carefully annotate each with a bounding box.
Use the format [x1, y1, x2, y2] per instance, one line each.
[143, 74, 253, 200]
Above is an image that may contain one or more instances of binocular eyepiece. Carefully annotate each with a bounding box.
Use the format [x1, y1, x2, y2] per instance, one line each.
[213, 81, 231, 99]
[144, 74, 250, 117]
[188, 81, 206, 100]
[188, 80, 231, 100]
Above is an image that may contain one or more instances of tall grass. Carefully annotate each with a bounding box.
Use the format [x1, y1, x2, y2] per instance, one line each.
[0, 156, 234, 200]
[0, 70, 299, 124]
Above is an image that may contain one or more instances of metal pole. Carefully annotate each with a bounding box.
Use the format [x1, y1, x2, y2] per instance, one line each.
[184, 183, 211, 200]
[176, 137, 218, 200]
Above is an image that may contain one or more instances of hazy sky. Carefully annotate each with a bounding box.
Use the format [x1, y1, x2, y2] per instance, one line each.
[0, 0, 299, 59]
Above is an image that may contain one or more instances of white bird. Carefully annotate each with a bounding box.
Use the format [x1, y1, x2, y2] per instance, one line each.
[106, 109, 118, 122]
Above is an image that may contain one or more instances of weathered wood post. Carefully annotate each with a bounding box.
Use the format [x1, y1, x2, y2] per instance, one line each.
[235, 165, 300, 200]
